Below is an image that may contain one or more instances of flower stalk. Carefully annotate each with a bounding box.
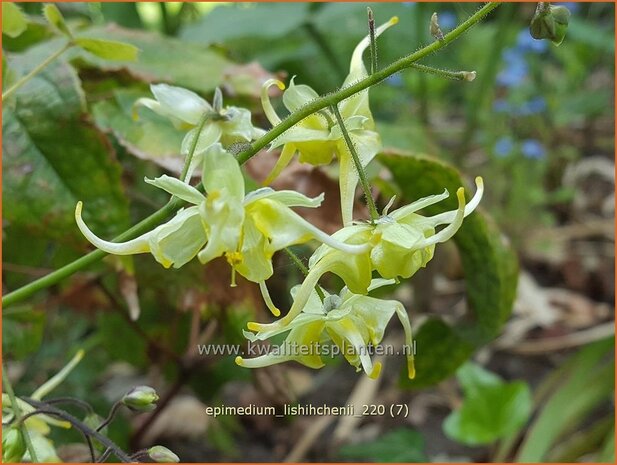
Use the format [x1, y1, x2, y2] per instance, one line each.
[2, 42, 72, 101]
[330, 103, 379, 222]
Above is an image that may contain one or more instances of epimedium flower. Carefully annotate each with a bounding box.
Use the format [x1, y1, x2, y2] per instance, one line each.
[133, 84, 265, 179]
[76, 144, 370, 315]
[237, 279, 415, 379]
[248, 177, 483, 334]
[260, 16, 399, 225]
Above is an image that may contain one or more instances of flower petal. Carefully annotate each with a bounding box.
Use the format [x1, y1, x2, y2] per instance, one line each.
[414, 187, 467, 248]
[181, 123, 223, 156]
[390, 188, 450, 221]
[248, 198, 372, 254]
[282, 76, 320, 112]
[220, 106, 261, 145]
[261, 78, 286, 126]
[150, 83, 211, 125]
[326, 318, 377, 377]
[237, 320, 326, 369]
[425, 177, 484, 225]
[394, 303, 416, 379]
[150, 207, 207, 268]
[233, 216, 273, 283]
[201, 143, 245, 201]
[259, 281, 280, 317]
[75, 201, 151, 256]
[145, 175, 205, 204]
[245, 187, 323, 208]
[335, 130, 380, 225]
[262, 143, 296, 186]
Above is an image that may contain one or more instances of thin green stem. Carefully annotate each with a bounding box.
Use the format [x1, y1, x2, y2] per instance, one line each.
[236, 2, 500, 165]
[2, 42, 72, 101]
[96, 400, 123, 432]
[1, 2, 500, 308]
[180, 112, 211, 183]
[2, 198, 182, 307]
[284, 248, 325, 302]
[330, 103, 379, 221]
[2, 362, 39, 463]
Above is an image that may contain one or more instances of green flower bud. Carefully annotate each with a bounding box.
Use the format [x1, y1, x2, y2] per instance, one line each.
[122, 386, 159, 412]
[2, 427, 26, 463]
[148, 445, 180, 463]
[530, 3, 571, 46]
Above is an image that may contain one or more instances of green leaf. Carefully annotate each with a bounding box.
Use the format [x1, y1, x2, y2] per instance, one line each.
[400, 319, 474, 389]
[599, 427, 615, 463]
[100, 2, 143, 29]
[380, 152, 518, 387]
[457, 361, 502, 396]
[2, 3, 28, 38]
[2, 307, 45, 359]
[74, 37, 138, 61]
[181, 3, 311, 44]
[516, 338, 615, 462]
[42, 3, 71, 38]
[92, 88, 185, 174]
[2, 46, 129, 245]
[444, 379, 531, 445]
[338, 428, 428, 463]
[71, 25, 232, 95]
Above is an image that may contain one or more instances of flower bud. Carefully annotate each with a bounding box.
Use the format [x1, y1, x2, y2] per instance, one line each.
[430, 12, 445, 41]
[122, 386, 159, 411]
[461, 71, 477, 82]
[530, 3, 570, 46]
[2, 427, 26, 463]
[148, 445, 180, 463]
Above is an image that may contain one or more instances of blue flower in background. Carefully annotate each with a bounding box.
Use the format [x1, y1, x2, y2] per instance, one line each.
[494, 137, 514, 157]
[516, 30, 549, 53]
[493, 99, 512, 113]
[387, 74, 404, 87]
[519, 97, 547, 115]
[438, 11, 457, 30]
[521, 139, 546, 159]
[497, 48, 529, 87]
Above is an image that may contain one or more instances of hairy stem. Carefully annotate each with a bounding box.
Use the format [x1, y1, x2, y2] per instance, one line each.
[180, 112, 211, 182]
[330, 103, 379, 221]
[1, 2, 500, 308]
[284, 248, 326, 301]
[2, 42, 72, 101]
[2, 363, 39, 462]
